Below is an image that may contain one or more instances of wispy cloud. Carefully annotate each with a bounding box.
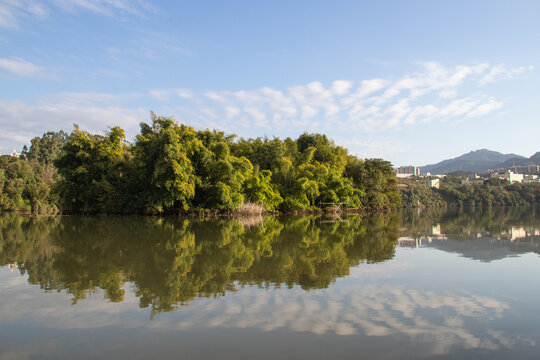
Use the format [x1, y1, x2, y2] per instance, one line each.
[0, 96, 147, 153]
[149, 88, 194, 102]
[106, 29, 193, 61]
[0, 57, 46, 77]
[337, 137, 412, 160]
[0, 0, 155, 29]
[155, 62, 532, 135]
[0, 62, 531, 157]
[479, 64, 534, 85]
[51, 0, 147, 16]
[0, 0, 48, 29]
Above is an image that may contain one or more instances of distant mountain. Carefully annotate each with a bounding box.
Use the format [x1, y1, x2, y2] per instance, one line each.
[501, 156, 537, 168]
[421, 149, 527, 174]
[531, 152, 540, 163]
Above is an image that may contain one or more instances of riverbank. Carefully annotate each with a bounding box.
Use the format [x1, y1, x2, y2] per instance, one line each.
[398, 177, 540, 208]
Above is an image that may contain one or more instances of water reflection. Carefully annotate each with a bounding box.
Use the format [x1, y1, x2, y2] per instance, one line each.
[0, 213, 399, 313]
[1, 209, 540, 358]
[399, 206, 540, 261]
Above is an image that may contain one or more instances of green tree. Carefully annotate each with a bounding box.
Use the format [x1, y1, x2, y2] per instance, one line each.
[54, 126, 129, 213]
[131, 114, 201, 213]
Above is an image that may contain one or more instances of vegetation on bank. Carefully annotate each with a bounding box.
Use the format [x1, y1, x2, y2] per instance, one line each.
[1, 114, 400, 214]
[0, 131, 66, 213]
[399, 176, 540, 207]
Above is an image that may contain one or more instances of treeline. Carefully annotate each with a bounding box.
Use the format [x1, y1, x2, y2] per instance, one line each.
[0, 131, 67, 213]
[1, 114, 400, 214]
[400, 177, 540, 207]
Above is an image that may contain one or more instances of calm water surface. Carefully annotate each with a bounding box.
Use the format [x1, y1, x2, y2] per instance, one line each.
[1, 207, 540, 359]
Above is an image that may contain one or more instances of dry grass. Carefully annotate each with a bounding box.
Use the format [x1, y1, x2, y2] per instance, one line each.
[236, 201, 264, 216]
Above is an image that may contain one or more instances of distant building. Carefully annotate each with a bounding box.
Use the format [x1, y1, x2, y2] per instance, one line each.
[490, 170, 523, 183]
[420, 178, 440, 188]
[11, 149, 20, 158]
[395, 166, 420, 178]
[423, 172, 445, 178]
[523, 175, 540, 183]
[510, 165, 540, 175]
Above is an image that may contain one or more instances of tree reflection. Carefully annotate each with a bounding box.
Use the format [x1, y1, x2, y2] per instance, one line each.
[0, 214, 399, 313]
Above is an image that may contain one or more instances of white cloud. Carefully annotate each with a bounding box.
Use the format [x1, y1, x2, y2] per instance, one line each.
[338, 137, 411, 161]
[149, 88, 194, 102]
[0, 0, 154, 29]
[205, 91, 227, 103]
[176, 89, 193, 99]
[157, 62, 522, 135]
[479, 64, 532, 85]
[331, 80, 353, 96]
[0, 97, 147, 154]
[51, 0, 153, 17]
[0, 62, 529, 155]
[466, 98, 503, 118]
[0, 57, 45, 77]
[149, 89, 171, 102]
[224, 106, 241, 119]
[0, 0, 48, 28]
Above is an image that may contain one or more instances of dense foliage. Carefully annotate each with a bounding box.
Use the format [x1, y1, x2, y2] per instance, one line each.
[1, 114, 401, 214]
[0, 130, 68, 213]
[6, 114, 539, 214]
[399, 176, 540, 207]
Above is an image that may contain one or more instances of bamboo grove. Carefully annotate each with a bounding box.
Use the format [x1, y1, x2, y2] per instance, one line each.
[0, 114, 400, 214]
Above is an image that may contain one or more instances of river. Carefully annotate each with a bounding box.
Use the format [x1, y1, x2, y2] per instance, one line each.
[1, 207, 539, 359]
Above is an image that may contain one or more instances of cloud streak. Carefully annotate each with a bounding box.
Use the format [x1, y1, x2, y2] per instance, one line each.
[0, 57, 46, 77]
[0, 0, 48, 29]
[0, 0, 154, 28]
[0, 97, 147, 153]
[158, 62, 531, 135]
[0, 62, 531, 157]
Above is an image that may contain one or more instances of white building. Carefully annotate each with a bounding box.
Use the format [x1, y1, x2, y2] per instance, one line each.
[490, 170, 523, 183]
[395, 166, 420, 178]
[420, 178, 440, 188]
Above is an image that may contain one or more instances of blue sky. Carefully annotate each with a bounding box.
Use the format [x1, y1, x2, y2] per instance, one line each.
[1, 0, 539, 166]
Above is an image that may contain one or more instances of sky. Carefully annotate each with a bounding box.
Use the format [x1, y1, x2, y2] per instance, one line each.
[1, 0, 539, 166]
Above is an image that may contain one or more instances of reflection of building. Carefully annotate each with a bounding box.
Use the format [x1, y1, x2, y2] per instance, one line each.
[498, 226, 535, 241]
[477, 226, 540, 248]
[397, 236, 423, 248]
[398, 224, 447, 248]
[395, 166, 420, 178]
[510, 227, 526, 241]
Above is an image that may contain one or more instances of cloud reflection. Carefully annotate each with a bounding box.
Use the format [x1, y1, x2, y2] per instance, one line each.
[164, 283, 517, 355]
